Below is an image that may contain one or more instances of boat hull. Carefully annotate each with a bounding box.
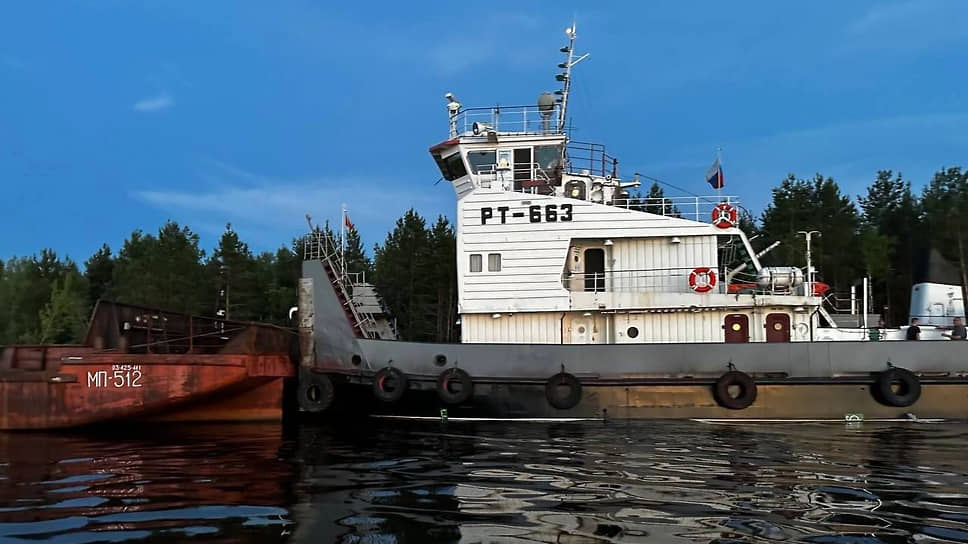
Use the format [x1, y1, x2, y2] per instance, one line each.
[325, 380, 968, 420]
[0, 353, 294, 430]
[301, 253, 968, 420]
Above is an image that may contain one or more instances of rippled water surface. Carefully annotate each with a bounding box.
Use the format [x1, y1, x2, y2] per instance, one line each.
[1, 419, 968, 543]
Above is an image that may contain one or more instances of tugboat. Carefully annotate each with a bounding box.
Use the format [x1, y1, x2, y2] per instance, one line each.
[0, 301, 295, 430]
[295, 26, 968, 420]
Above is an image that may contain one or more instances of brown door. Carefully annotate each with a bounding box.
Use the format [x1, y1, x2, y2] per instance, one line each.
[765, 313, 791, 343]
[724, 314, 749, 343]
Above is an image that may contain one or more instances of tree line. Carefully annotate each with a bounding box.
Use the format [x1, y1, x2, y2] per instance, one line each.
[621, 166, 966, 326]
[733, 166, 966, 326]
[1, 166, 964, 345]
[0, 212, 459, 346]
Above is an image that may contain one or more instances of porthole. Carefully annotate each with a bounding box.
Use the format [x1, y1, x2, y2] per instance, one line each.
[627, 326, 639, 339]
[578, 326, 586, 334]
[434, 354, 447, 367]
[351, 354, 362, 366]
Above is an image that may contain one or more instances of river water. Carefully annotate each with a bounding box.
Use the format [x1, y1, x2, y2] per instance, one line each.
[1, 419, 967, 543]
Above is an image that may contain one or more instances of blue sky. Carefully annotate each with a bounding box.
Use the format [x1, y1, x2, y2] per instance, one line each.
[2, 1, 966, 264]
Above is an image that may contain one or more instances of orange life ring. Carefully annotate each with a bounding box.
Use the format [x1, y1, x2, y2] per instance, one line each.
[689, 267, 717, 293]
[711, 203, 737, 229]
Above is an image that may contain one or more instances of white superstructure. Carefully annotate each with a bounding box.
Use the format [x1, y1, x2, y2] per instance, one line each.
[429, 27, 825, 346]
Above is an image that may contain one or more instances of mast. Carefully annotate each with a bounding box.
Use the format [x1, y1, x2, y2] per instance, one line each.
[556, 23, 589, 133]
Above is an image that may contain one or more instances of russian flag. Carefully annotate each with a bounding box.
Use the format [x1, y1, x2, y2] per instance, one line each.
[705, 157, 724, 189]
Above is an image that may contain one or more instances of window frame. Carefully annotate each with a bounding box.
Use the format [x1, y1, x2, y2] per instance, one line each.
[469, 253, 482, 273]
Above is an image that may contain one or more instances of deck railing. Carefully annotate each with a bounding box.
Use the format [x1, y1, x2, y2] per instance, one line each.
[453, 105, 563, 136]
[610, 196, 741, 221]
[564, 266, 727, 295]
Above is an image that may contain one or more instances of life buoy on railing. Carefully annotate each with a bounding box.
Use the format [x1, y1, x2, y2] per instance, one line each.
[545, 372, 582, 410]
[688, 267, 717, 293]
[713, 370, 757, 409]
[711, 203, 738, 229]
[372, 367, 408, 403]
[874, 367, 921, 407]
[437, 368, 474, 405]
[297, 370, 335, 413]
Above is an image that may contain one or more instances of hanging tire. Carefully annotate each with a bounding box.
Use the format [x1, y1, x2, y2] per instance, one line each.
[298, 371, 335, 413]
[875, 368, 921, 407]
[437, 368, 474, 405]
[713, 370, 757, 410]
[372, 367, 408, 403]
[545, 372, 582, 410]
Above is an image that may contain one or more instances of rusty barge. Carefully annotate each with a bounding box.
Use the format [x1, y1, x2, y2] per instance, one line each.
[0, 302, 295, 430]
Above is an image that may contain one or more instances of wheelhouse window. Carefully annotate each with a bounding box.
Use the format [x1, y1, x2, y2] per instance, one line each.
[469, 254, 482, 273]
[488, 253, 501, 272]
[434, 151, 468, 181]
[466, 150, 496, 174]
[535, 145, 563, 174]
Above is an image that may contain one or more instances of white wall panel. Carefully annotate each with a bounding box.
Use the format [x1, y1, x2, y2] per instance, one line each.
[462, 312, 562, 344]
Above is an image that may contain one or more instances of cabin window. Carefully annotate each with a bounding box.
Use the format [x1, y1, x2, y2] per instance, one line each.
[534, 145, 562, 173]
[434, 152, 467, 181]
[584, 248, 605, 292]
[467, 150, 496, 174]
[469, 254, 482, 273]
[488, 253, 501, 272]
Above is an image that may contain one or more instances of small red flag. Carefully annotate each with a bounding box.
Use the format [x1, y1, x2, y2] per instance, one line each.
[344, 213, 354, 230]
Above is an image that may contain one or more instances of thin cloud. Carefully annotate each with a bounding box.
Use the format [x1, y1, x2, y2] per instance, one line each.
[132, 92, 174, 112]
[131, 162, 451, 245]
[844, 0, 967, 50]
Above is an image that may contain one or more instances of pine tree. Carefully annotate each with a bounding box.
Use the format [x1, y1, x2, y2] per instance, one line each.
[40, 271, 90, 343]
[343, 226, 373, 281]
[643, 182, 680, 217]
[857, 171, 922, 324]
[208, 223, 259, 321]
[428, 216, 458, 342]
[0, 251, 78, 343]
[921, 167, 968, 309]
[759, 174, 861, 292]
[84, 243, 114, 307]
[113, 221, 207, 315]
[373, 209, 432, 341]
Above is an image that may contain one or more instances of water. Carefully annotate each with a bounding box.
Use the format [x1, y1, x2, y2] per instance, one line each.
[1, 419, 967, 543]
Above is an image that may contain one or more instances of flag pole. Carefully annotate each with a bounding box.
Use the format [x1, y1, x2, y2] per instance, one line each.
[716, 146, 723, 203]
[340, 203, 347, 279]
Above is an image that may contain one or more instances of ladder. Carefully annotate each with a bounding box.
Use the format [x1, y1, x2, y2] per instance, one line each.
[303, 231, 377, 339]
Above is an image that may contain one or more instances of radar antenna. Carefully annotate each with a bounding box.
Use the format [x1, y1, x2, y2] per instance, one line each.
[555, 23, 589, 133]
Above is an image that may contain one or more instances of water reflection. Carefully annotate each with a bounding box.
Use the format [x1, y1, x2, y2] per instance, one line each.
[2, 420, 968, 542]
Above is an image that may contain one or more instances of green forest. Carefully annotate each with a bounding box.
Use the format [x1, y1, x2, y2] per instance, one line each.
[0, 166, 965, 346]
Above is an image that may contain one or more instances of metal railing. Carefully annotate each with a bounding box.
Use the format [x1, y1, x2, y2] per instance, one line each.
[302, 230, 377, 336]
[566, 141, 618, 178]
[611, 196, 740, 221]
[476, 162, 555, 190]
[564, 266, 726, 295]
[454, 105, 563, 136]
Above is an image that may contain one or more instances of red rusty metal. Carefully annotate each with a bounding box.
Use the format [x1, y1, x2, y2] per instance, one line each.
[0, 301, 296, 430]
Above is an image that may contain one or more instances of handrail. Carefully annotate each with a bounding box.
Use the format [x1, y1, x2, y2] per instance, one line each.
[454, 104, 564, 136]
[302, 231, 378, 337]
[564, 266, 726, 295]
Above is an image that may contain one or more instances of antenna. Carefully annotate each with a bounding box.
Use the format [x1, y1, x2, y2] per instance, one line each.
[555, 22, 589, 133]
